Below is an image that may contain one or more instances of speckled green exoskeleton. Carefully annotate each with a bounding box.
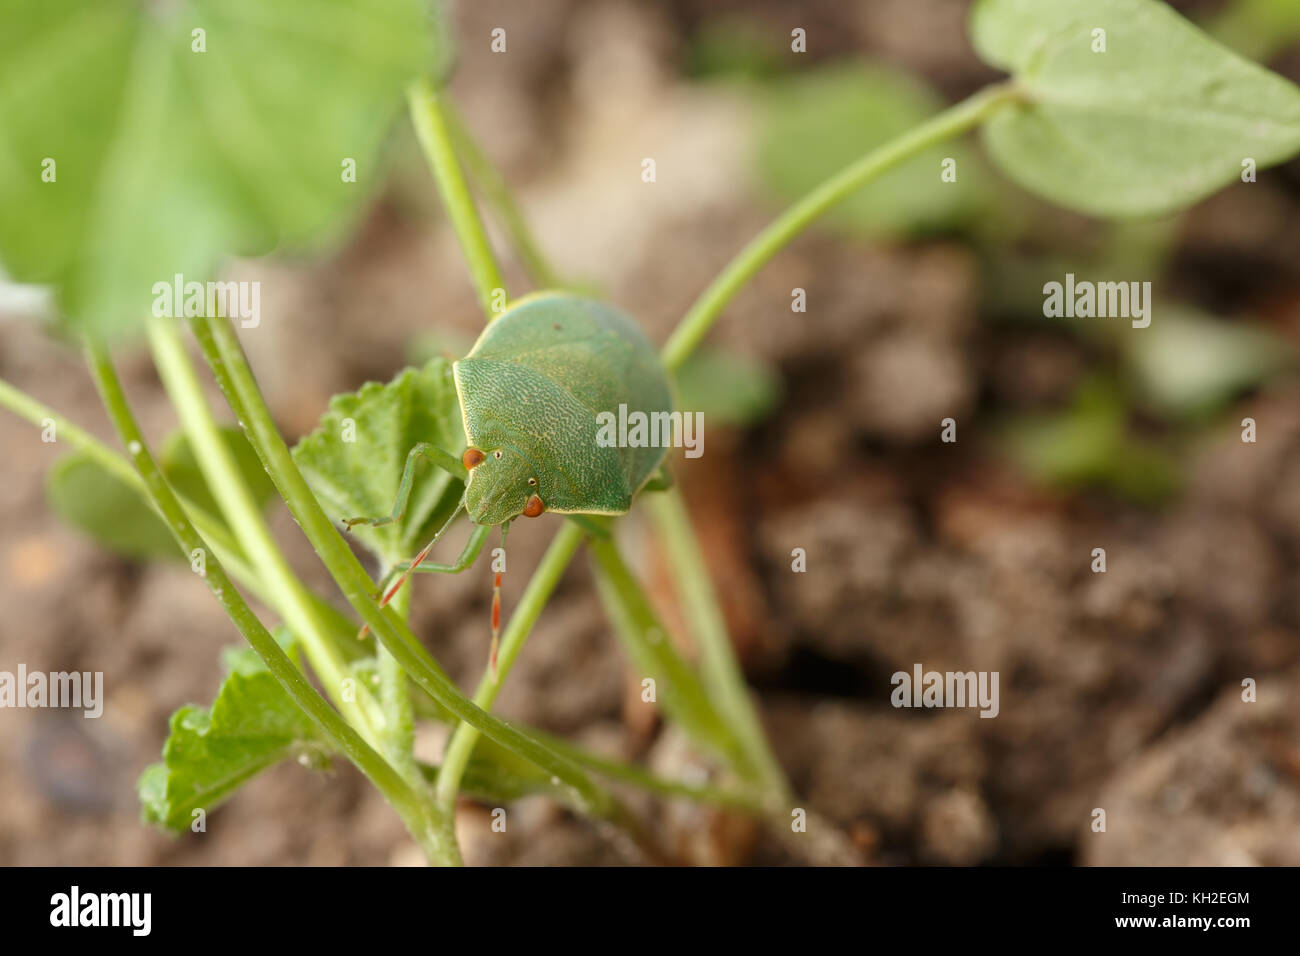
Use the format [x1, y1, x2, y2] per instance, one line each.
[344, 291, 673, 670]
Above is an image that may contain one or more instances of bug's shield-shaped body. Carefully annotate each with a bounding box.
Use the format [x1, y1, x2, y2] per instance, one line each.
[453, 293, 672, 526]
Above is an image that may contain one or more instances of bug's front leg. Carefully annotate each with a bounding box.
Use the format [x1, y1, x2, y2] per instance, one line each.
[397, 523, 491, 577]
[343, 442, 468, 530]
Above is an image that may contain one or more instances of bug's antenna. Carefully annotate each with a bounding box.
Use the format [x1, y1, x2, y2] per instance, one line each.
[490, 521, 511, 682]
[358, 496, 467, 640]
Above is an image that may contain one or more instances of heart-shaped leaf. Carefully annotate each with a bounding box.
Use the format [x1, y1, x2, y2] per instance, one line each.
[971, 0, 1300, 217]
[0, 0, 431, 337]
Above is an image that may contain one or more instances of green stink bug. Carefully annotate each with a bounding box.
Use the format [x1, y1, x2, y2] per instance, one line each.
[345, 291, 674, 671]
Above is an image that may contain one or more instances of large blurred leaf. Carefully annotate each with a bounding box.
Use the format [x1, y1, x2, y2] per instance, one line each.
[1124, 307, 1294, 418]
[0, 0, 431, 338]
[1211, 0, 1300, 63]
[139, 630, 326, 833]
[47, 426, 276, 562]
[46, 453, 178, 560]
[292, 359, 466, 566]
[673, 347, 781, 428]
[755, 63, 991, 237]
[686, 17, 790, 81]
[1002, 376, 1179, 504]
[970, 0, 1300, 217]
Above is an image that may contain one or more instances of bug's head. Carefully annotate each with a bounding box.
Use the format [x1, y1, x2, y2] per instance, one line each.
[461, 446, 545, 525]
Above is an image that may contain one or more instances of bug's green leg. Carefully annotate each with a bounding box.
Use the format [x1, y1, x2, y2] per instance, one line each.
[401, 523, 491, 576]
[641, 466, 674, 493]
[343, 442, 468, 531]
[358, 499, 471, 640]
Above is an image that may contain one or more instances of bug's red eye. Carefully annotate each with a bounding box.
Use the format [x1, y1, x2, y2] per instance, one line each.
[462, 448, 485, 470]
[523, 495, 545, 518]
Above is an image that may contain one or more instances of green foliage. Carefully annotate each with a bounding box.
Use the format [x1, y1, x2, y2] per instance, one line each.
[1002, 377, 1180, 503]
[292, 360, 466, 566]
[0, 0, 430, 338]
[1124, 307, 1293, 418]
[139, 630, 327, 833]
[971, 0, 1300, 217]
[755, 63, 991, 237]
[673, 348, 781, 428]
[1211, 0, 1300, 63]
[161, 425, 278, 517]
[686, 17, 790, 81]
[46, 453, 179, 560]
[46, 426, 274, 561]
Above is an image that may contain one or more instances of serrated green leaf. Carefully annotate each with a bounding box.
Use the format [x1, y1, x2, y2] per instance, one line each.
[674, 348, 781, 428]
[140, 632, 325, 833]
[970, 0, 1300, 217]
[755, 63, 991, 237]
[46, 453, 179, 560]
[292, 359, 466, 566]
[0, 0, 431, 338]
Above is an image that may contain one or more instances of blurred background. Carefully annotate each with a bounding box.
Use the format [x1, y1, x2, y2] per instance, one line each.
[3, 0, 1300, 865]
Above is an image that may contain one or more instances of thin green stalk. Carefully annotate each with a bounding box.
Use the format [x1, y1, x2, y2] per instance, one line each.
[408, 77, 508, 319]
[377, 575, 420, 786]
[434, 521, 584, 811]
[647, 488, 789, 803]
[531, 728, 763, 813]
[147, 317, 384, 743]
[83, 340, 458, 865]
[195, 314, 616, 817]
[0, 376, 309, 619]
[587, 533, 746, 774]
[445, 103, 561, 289]
[660, 82, 1021, 371]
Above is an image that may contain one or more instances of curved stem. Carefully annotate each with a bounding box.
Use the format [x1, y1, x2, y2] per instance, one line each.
[648, 489, 788, 803]
[147, 317, 384, 743]
[435, 521, 584, 812]
[377, 574, 420, 786]
[196, 314, 616, 818]
[0, 376, 313, 621]
[408, 77, 508, 320]
[660, 82, 1021, 371]
[83, 340, 456, 865]
[445, 102, 562, 289]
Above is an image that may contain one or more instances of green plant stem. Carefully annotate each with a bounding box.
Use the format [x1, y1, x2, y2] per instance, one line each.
[445, 103, 561, 289]
[434, 521, 584, 811]
[146, 317, 384, 743]
[82, 340, 457, 865]
[587, 533, 745, 772]
[0, 376, 296, 614]
[2, 372, 764, 823]
[529, 729, 763, 812]
[408, 77, 508, 319]
[194, 314, 616, 818]
[377, 574, 420, 787]
[648, 488, 789, 803]
[659, 81, 1021, 371]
